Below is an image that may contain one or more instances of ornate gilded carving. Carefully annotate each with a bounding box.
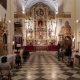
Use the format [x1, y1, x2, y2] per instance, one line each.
[15, 2, 72, 46]
[56, 13, 71, 18]
[59, 21, 72, 38]
[0, 21, 8, 56]
[36, 8, 44, 17]
[25, 2, 54, 45]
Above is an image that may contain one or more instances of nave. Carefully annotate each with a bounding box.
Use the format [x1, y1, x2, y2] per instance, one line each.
[12, 51, 80, 80]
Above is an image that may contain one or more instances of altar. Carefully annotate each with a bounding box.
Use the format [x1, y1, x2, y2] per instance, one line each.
[24, 44, 58, 51]
[20, 2, 72, 49]
[24, 2, 57, 47]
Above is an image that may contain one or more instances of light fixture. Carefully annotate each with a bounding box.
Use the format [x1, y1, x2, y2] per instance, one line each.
[12, 41, 15, 45]
[8, 20, 11, 23]
[22, 10, 25, 14]
[55, 11, 58, 14]
[27, 33, 31, 37]
[22, 6, 25, 14]
[72, 37, 75, 42]
[76, 20, 80, 23]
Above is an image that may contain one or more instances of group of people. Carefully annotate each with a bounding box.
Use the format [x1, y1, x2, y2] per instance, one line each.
[57, 37, 73, 66]
[15, 50, 30, 68]
[0, 56, 12, 80]
[0, 50, 30, 80]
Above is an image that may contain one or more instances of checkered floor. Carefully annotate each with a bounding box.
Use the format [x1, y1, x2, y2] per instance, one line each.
[12, 51, 80, 80]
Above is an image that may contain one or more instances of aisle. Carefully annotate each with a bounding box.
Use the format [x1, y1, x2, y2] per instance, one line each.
[12, 51, 80, 80]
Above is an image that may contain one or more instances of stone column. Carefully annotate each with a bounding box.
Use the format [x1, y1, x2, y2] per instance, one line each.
[72, 0, 77, 49]
[7, 0, 14, 54]
[22, 19, 26, 46]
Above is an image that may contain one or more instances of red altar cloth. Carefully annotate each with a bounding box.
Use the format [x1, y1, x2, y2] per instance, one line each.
[47, 45, 58, 51]
[23, 45, 58, 52]
[24, 46, 36, 52]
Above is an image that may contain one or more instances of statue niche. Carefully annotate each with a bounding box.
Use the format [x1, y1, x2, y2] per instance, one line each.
[38, 20, 43, 28]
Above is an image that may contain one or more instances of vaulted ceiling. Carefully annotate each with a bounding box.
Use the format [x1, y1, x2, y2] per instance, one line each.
[16, 0, 63, 12]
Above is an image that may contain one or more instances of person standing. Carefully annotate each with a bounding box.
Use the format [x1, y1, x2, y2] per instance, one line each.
[57, 42, 61, 61]
[65, 45, 72, 65]
[15, 52, 21, 68]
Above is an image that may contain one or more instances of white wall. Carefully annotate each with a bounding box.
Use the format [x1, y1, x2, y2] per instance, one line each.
[63, 0, 73, 12]
[76, 0, 80, 20]
[13, 0, 17, 13]
[76, 0, 80, 49]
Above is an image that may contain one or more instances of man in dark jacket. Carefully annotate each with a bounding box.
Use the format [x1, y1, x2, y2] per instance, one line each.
[65, 46, 72, 65]
[15, 52, 21, 68]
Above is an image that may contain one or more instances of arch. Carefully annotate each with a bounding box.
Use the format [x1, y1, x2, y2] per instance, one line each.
[17, 0, 63, 12]
[25, 1, 56, 12]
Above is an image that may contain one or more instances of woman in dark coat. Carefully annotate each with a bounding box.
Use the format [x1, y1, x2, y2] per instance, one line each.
[57, 42, 61, 61]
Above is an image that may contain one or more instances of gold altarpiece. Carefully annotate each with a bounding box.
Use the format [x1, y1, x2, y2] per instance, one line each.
[25, 2, 56, 46]
[14, 2, 72, 46]
[58, 21, 73, 49]
[0, 21, 8, 56]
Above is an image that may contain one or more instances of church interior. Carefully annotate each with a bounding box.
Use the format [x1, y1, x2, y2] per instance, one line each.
[0, 0, 80, 80]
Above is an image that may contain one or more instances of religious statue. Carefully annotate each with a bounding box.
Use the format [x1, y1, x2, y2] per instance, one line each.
[29, 28, 33, 35]
[36, 8, 44, 17]
[38, 20, 43, 27]
[59, 21, 72, 38]
[59, 21, 72, 49]
[48, 28, 52, 37]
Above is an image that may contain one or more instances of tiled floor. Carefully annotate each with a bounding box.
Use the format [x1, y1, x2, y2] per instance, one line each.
[12, 51, 80, 80]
